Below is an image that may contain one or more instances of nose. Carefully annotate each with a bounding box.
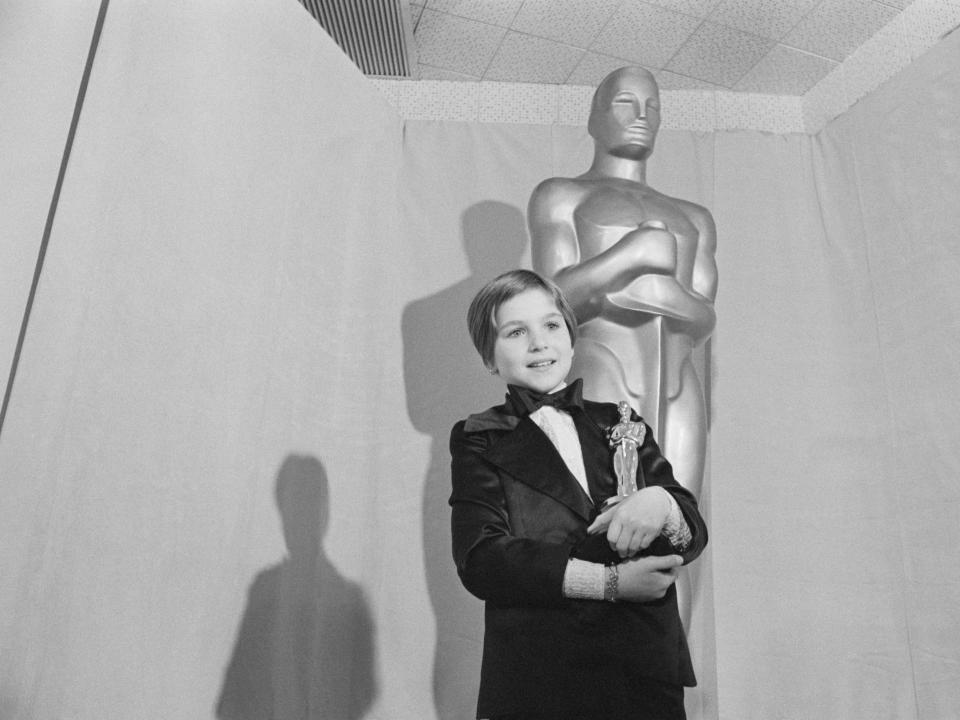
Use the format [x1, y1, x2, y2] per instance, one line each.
[528, 330, 548, 351]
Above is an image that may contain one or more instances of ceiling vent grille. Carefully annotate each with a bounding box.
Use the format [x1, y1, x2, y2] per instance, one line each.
[300, 0, 416, 78]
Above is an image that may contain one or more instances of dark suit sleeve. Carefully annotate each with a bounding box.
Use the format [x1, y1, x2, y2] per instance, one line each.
[635, 418, 708, 565]
[449, 421, 572, 607]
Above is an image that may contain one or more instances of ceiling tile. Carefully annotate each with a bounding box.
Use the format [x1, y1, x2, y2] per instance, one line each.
[423, 0, 522, 26]
[418, 64, 481, 80]
[666, 20, 776, 87]
[567, 54, 724, 91]
[510, 0, 621, 48]
[484, 31, 585, 83]
[411, 3, 425, 26]
[414, 9, 507, 77]
[383, 0, 923, 100]
[784, 0, 900, 61]
[590, 0, 703, 68]
[641, 0, 725, 18]
[734, 44, 838, 94]
[708, 0, 821, 40]
[656, 69, 724, 90]
[566, 52, 647, 86]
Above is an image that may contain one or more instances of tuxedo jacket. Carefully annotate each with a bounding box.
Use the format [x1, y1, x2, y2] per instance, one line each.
[449, 393, 707, 719]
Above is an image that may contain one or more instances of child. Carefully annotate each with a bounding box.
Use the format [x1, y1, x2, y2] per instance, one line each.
[449, 269, 707, 720]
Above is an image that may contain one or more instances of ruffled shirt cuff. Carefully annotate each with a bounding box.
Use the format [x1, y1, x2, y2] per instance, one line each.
[662, 491, 692, 551]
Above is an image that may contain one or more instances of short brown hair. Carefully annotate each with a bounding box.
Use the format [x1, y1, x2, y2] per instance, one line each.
[467, 269, 578, 368]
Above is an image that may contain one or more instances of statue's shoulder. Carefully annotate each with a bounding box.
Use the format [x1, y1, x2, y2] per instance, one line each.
[528, 177, 592, 227]
[662, 192, 714, 223]
[529, 176, 590, 205]
[649, 189, 716, 241]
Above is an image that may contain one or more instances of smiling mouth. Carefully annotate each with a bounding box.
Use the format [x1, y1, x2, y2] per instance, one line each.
[527, 359, 556, 369]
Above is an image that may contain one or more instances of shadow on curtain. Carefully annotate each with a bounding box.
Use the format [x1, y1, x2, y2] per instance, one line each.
[216, 455, 378, 719]
[403, 200, 527, 718]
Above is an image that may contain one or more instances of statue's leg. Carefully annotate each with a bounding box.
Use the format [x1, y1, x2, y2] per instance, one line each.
[661, 357, 707, 631]
[571, 337, 635, 409]
[660, 358, 706, 498]
[572, 320, 661, 426]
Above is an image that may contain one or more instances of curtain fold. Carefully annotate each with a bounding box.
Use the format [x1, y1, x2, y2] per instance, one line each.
[1, 3, 958, 718]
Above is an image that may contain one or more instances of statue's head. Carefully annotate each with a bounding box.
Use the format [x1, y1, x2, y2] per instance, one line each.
[588, 67, 660, 160]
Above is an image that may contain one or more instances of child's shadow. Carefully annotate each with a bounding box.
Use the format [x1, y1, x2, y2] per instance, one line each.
[402, 200, 526, 719]
[216, 455, 377, 720]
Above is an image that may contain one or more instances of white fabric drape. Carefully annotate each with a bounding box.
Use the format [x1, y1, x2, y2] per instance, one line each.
[2, 2, 958, 719]
[0, 0, 103, 401]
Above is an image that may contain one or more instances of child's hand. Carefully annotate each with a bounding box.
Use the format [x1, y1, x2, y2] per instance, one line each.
[587, 486, 673, 558]
[616, 554, 683, 602]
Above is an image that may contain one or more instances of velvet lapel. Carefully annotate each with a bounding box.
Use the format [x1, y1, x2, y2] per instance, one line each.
[574, 409, 615, 503]
[483, 415, 594, 522]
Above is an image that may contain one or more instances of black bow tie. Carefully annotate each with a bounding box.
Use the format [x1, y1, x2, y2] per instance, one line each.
[506, 379, 584, 416]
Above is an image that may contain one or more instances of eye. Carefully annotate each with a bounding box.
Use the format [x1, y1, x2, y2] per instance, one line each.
[546, 320, 562, 331]
[507, 327, 525, 338]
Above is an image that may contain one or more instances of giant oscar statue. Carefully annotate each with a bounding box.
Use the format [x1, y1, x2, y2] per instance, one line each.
[529, 67, 718, 623]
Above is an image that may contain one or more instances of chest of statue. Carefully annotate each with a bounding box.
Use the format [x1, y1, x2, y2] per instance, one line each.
[573, 184, 699, 285]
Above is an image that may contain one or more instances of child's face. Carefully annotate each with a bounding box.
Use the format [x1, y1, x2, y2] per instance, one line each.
[489, 288, 573, 394]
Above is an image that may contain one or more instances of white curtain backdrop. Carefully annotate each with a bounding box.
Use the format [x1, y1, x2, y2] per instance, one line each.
[1, 2, 958, 719]
[0, 0, 103, 403]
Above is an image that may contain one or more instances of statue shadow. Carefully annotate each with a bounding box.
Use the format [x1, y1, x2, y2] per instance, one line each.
[401, 200, 527, 719]
[216, 455, 378, 720]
